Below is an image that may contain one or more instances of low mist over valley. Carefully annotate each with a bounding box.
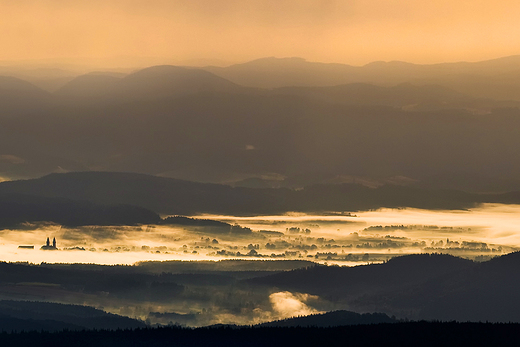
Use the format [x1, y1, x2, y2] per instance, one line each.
[4, 0, 520, 344]
[3, 54, 520, 344]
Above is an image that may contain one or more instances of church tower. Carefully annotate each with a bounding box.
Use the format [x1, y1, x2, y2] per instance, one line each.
[41, 237, 57, 251]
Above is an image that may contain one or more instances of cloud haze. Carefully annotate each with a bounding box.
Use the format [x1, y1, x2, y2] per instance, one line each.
[269, 291, 321, 318]
[1, 0, 519, 66]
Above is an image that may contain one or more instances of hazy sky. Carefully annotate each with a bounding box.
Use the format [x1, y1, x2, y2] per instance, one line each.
[1, 0, 519, 67]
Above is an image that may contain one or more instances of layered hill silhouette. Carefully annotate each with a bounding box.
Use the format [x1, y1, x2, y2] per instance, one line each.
[0, 76, 45, 93]
[0, 76, 53, 116]
[246, 253, 475, 298]
[246, 252, 520, 322]
[55, 65, 247, 102]
[271, 83, 515, 111]
[205, 56, 520, 100]
[3, 253, 520, 327]
[0, 171, 481, 215]
[2, 172, 520, 218]
[1, 58, 520, 191]
[0, 193, 161, 228]
[54, 74, 122, 100]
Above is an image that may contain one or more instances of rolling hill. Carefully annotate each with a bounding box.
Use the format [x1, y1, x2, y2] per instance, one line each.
[246, 252, 520, 322]
[0, 171, 485, 215]
[1, 60, 520, 191]
[205, 56, 520, 100]
[55, 65, 248, 102]
[1, 172, 520, 218]
[0, 300, 146, 332]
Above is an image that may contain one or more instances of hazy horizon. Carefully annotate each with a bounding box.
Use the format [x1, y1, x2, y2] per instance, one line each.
[2, 0, 520, 335]
[1, 1, 519, 68]
[2, 54, 520, 76]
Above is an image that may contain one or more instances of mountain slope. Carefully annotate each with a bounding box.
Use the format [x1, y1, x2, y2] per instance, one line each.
[0, 172, 492, 215]
[271, 83, 505, 111]
[247, 252, 520, 322]
[4, 171, 520, 216]
[205, 57, 359, 88]
[2, 60, 520, 188]
[0, 76, 52, 116]
[0, 300, 145, 331]
[0, 193, 161, 228]
[246, 254, 475, 297]
[205, 56, 520, 100]
[55, 65, 248, 102]
[54, 74, 121, 99]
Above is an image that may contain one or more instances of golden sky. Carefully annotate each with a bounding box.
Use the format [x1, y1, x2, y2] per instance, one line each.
[1, 0, 519, 66]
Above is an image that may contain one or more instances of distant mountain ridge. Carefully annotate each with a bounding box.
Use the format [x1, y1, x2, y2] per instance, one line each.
[0, 192, 161, 228]
[1, 57, 520, 189]
[2, 172, 520, 217]
[55, 65, 247, 101]
[204, 56, 520, 100]
[270, 83, 501, 111]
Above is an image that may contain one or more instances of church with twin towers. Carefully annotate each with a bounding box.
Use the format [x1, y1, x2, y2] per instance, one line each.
[41, 237, 57, 250]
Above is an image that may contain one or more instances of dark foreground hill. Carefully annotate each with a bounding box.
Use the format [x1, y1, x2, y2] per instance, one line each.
[2, 254, 520, 328]
[1, 323, 520, 347]
[0, 301, 145, 332]
[257, 310, 396, 327]
[246, 252, 520, 322]
[246, 253, 476, 302]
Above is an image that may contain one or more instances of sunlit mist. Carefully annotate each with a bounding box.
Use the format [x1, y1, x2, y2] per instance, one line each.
[0, 204, 518, 265]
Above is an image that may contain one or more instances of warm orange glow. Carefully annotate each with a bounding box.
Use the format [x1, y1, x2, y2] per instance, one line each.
[1, 1, 519, 67]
